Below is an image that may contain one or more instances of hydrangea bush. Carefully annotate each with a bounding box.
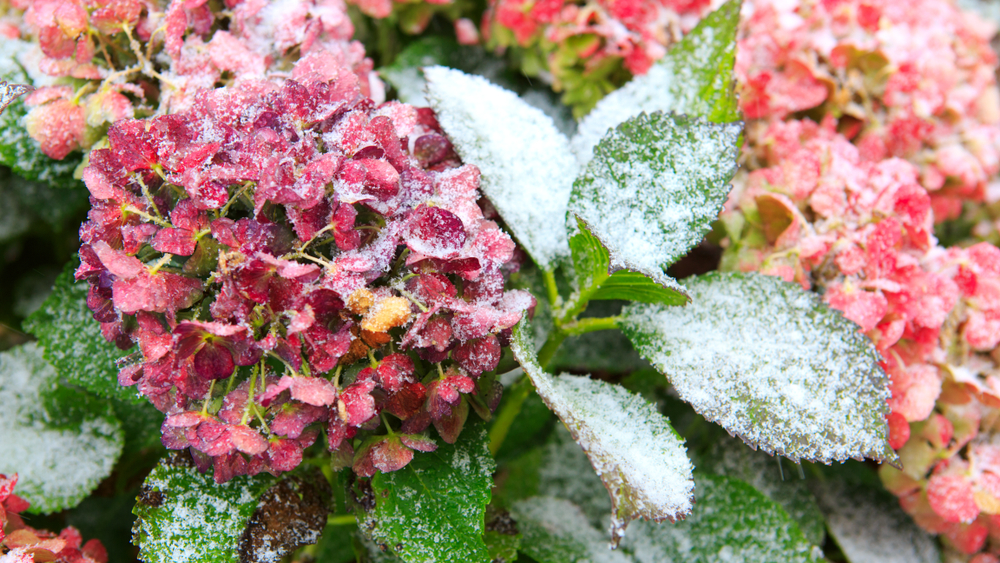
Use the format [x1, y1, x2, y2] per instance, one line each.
[0, 0, 998, 562]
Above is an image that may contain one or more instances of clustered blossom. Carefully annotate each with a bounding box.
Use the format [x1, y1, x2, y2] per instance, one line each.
[6, 0, 380, 160]
[483, 0, 718, 115]
[76, 53, 533, 483]
[0, 474, 107, 563]
[736, 0, 1000, 221]
[721, 0, 1000, 559]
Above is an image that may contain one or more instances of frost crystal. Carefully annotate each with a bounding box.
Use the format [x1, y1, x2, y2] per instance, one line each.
[424, 66, 579, 270]
[621, 272, 897, 465]
[511, 321, 693, 546]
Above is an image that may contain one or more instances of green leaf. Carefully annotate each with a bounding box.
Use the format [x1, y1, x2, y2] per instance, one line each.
[312, 522, 359, 563]
[24, 260, 140, 404]
[620, 271, 897, 465]
[424, 66, 578, 270]
[0, 343, 123, 513]
[510, 320, 693, 546]
[572, 0, 742, 163]
[621, 474, 821, 563]
[0, 40, 82, 189]
[132, 455, 276, 563]
[510, 497, 634, 563]
[567, 111, 740, 294]
[568, 223, 687, 306]
[811, 474, 940, 563]
[700, 437, 826, 546]
[356, 420, 495, 563]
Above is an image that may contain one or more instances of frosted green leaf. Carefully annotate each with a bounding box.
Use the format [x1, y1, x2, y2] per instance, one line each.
[356, 421, 494, 563]
[424, 66, 578, 270]
[621, 474, 820, 563]
[0, 40, 82, 188]
[812, 478, 940, 563]
[511, 497, 634, 563]
[568, 221, 687, 307]
[511, 320, 693, 546]
[701, 438, 825, 546]
[621, 272, 897, 465]
[572, 0, 742, 163]
[132, 456, 276, 563]
[0, 343, 123, 513]
[24, 261, 140, 404]
[568, 112, 739, 293]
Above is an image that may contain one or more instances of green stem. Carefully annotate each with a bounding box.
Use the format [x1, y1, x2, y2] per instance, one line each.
[543, 269, 559, 308]
[561, 316, 621, 336]
[327, 514, 357, 526]
[488, 376, 534, 456]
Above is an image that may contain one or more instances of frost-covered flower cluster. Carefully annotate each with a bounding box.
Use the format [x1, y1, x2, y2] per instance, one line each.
[75, 53, 533, 483]
[721, 0, 1000, 558]
[0, 474, 107, 563]
[736, 0, 1000, 221]
[5, 0, 380, 160]
[483, 0, 718, 115]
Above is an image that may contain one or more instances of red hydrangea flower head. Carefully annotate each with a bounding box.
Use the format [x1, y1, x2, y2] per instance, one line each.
[77, 54, 532, 482]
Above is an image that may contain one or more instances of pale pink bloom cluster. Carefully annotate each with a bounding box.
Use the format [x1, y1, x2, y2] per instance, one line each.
[724, 0, 1000, 558]
[9, 0, 380, 160]
[737, 0, 1000, 221]
[486, 0, 715, 75]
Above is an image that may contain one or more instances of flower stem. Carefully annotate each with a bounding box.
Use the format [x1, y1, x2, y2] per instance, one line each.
[488, 375, 534, 456]
[327, 514, 357, 526]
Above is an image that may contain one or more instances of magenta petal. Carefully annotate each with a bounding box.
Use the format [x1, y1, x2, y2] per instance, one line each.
[371, 437, 414, 473]
[194, 344, 235, 380]
[289, 376, 338, 407]
[152, 228, 198, 256]
[92, 240, 144, 278]
[404, 206, 467, 258]
[230, 425, 269, 455]
[258, 375, 294, 406]
[400, 434, 437, 453]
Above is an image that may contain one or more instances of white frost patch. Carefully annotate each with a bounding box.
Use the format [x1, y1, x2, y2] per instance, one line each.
[569, 112, 739, 290]
[812, 479, 940, 563]
[511, 321, 694, 546]
[0, 343, 123, 513]
[424, 66, 578, 270]
[621, 272, 896, 465]
[511, 497, 634, 563]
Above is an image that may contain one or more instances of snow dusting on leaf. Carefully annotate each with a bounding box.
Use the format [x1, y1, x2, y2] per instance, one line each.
[424, 66, 578, 270]
[571, 0, 742, 164]
[621, 271, 897, 465]
[812, 478, 940, 563]
[133, 455, 276, 563]
[357, 420, 494, 563]
[621, 474, 820, 563]
[511, 320, 693, 546]
[511, 497, 634, 563]
[0, 343, 123, 513]
[568, 112, 739, 292]
[24, 262, 139, 404]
